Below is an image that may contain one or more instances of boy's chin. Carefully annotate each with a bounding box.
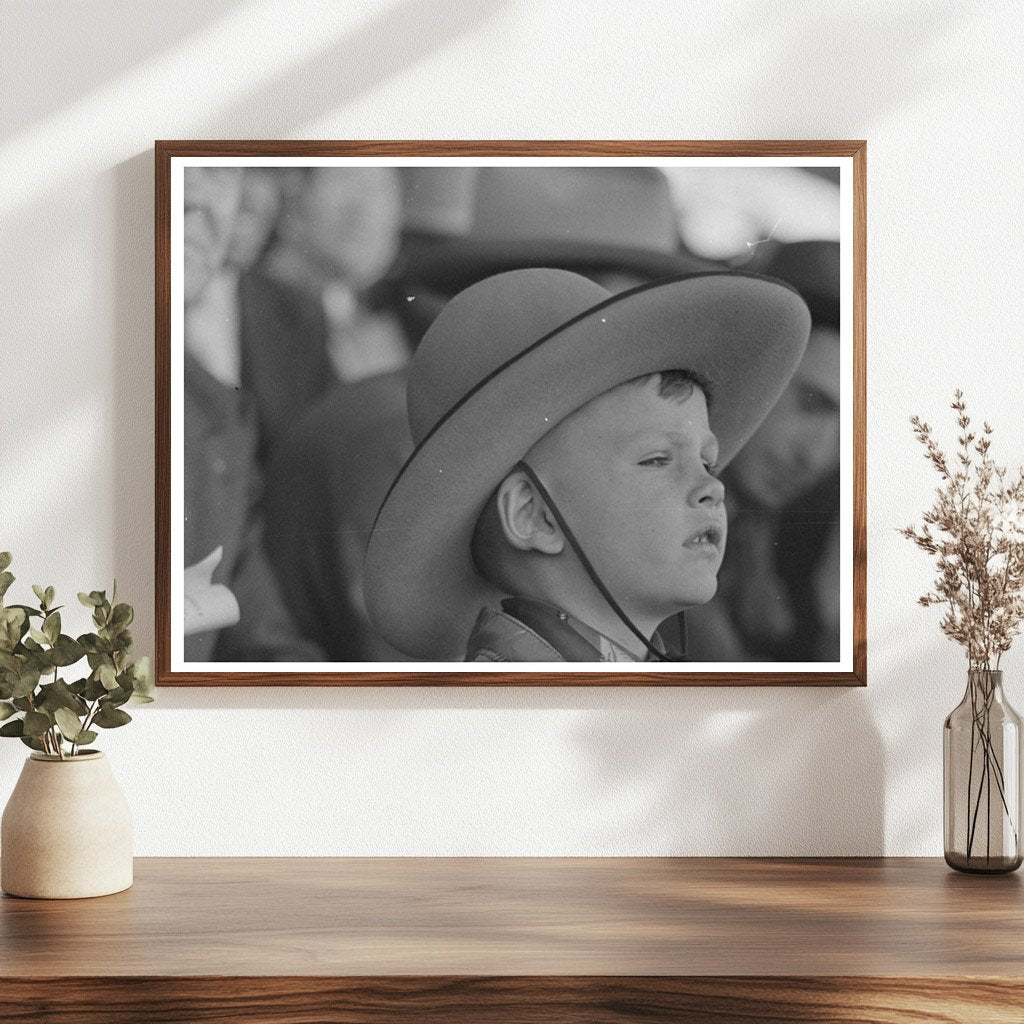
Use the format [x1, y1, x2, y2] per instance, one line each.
[673, 578, 719, 610]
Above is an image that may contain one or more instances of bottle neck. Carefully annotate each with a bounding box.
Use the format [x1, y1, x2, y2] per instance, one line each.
[968, 668, 1005, 702]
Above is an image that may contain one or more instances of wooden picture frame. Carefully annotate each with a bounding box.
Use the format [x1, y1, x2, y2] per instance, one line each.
[155, 140, 866, 686]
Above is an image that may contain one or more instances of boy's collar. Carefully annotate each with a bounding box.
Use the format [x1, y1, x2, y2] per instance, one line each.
[501, 597, 668, 663]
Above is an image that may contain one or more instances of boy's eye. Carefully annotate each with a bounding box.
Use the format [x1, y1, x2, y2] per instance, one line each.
[636, 455, 720, 473]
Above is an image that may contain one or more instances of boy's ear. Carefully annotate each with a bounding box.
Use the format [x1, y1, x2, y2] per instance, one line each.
[495, 470, 564, 555]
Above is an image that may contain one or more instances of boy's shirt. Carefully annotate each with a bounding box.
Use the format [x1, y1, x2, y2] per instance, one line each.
[465, 599, 667, 663]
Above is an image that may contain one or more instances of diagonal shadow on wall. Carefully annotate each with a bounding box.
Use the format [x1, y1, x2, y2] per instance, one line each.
[0, 0, 241, 138]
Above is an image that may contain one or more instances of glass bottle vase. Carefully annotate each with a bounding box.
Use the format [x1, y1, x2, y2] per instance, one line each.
[943, 669, 1023, 873]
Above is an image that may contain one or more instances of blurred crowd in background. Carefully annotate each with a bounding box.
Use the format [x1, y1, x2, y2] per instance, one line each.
[182, 163, 841, 664]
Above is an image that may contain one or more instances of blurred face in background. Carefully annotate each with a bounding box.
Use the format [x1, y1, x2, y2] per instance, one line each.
[726, 325, 840, 508]
[183, 166, 244, 303]
[227, 169, 283, 271]
[282, 167, 403, 288]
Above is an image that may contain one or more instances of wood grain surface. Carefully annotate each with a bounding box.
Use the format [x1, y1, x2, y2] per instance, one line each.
[155, 139, 867, 688]
[1, 857, 1022, 1021]
[0, 976, 1022, 1024]
[3, 856, 1022, 976]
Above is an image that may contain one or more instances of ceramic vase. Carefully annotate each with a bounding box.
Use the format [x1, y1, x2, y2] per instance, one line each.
[1, 750, 133, 898]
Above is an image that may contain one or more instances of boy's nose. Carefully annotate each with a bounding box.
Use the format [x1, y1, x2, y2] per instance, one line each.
[690, 471, 725, 508]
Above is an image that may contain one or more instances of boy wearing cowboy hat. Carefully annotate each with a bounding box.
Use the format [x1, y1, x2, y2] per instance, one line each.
[364, 266, 811, 663]
[264, 166, 719, 661]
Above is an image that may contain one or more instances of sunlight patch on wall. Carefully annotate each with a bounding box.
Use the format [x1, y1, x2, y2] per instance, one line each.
[0, 0, 407, 218]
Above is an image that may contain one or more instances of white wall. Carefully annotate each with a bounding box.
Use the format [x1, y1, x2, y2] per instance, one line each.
[1, 0, 1022, 855]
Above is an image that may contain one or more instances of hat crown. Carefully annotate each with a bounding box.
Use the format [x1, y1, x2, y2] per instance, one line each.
[407, 268, 611, 443]
[470, 167, 678, 252]
[401, 167, 679, 253]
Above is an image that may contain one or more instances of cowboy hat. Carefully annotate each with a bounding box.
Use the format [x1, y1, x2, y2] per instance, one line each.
[397, 166, 719, 295]
[364, 267, 811, 660]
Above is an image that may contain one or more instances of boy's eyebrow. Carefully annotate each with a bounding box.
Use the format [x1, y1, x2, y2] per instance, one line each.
[619, 428, 720, 450]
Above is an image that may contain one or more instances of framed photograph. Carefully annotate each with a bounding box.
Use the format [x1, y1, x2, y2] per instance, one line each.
[156, 141, 865, 686]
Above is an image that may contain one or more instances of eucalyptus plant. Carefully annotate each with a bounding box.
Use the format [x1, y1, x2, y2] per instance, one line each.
[0, 552, 153, 759]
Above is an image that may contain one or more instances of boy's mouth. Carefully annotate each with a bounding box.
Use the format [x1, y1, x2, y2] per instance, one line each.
[683, 524, 723, 553]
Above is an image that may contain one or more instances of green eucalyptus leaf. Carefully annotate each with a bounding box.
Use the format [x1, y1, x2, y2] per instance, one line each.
[0, 552, 11, 573]
[98, 664, 118, 691]
[8, 604, 43, 619]
[0, 718, 25, 737]
[83, 675, 107, 701]
[42, 611, 60, 644]
[44, 586, 55, 608]
[0, 607, 26, 651]
[86, 653, 114, 673]
[110, 603, 133, 629]
[37, 679, 88, 717]
[53, 707, 85, 741]
[19, 735, 45, 752]
[12, 697, 33, 712]
[11, 665, 42, 699]
[0, 572, 13, 602]
[92, 705, 131, 729]
[0, 700, 16, 721]
[28, 627, 49, 646]
[77, 592, 99, 608]
[68, 679, 86, 695]
[74, 730, 98, 746]
[22, 711, 51, 738]
[128, 692, 154, 705]
[103, 685, 132, 709]
[23, 652, 50, 673]
[50, 635, 85, 667]
[76, 633, 101, 653]
[31, 584, 46, 606]
[0, 651, 19, 673]
[114, 629, 134, 653]
[84, 637, 113, 660]
[129, 657, 154, 698]
[26, 646, 52, 665]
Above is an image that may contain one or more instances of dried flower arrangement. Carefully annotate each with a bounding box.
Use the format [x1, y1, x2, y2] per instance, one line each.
[901, 390, 1024, 669]
[902, 390, 1024, 869]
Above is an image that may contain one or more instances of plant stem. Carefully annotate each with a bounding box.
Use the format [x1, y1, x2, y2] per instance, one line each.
[53, 664, 64, 760]
[988, 744, 992, 861]
[964, 674, 1018, 862]
[968, 747, 989, 859]
[966, 689, 979, 852]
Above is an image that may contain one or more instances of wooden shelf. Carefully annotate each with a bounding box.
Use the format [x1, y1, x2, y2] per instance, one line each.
[2, 857, 1022, 1022]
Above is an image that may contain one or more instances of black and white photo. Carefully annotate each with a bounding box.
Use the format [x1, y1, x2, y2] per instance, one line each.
[156, 143, 865, 684]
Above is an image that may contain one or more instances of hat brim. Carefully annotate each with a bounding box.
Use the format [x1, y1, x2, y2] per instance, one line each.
[364, 272, 811, 660]
[401, 235, 719, 295]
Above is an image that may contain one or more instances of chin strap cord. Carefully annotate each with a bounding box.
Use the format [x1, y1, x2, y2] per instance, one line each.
[515, 461, 684, 662]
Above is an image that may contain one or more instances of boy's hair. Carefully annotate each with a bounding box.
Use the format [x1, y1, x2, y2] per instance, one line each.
[630, 367, 712, 406]
[470, 368, 710, 586]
